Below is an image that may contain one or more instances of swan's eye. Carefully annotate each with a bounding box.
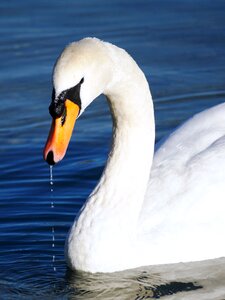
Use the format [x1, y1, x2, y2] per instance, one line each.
[49, 96, 65, 119]
[49, 78, 84, 119]
[61, 107, 66, 126]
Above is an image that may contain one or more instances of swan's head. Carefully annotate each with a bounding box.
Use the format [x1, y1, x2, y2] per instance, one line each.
[43, 38, 114, 165]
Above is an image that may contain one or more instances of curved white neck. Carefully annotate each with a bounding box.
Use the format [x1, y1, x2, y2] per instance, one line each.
[67, 45, 155, 272]
[99, 75, 155, 227]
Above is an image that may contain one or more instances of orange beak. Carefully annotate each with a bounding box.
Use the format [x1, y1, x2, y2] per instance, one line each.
[43, 99, 80, 165]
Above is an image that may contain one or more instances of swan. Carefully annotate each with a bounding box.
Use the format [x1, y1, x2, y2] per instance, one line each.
[43, 37, 225, 273]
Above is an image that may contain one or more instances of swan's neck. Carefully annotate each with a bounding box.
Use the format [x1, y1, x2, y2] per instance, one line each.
[67, 49, 155, 272]
[100, 78, 155, 228]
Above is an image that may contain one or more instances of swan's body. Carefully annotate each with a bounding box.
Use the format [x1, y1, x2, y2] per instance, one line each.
[44, 38, 225, 273]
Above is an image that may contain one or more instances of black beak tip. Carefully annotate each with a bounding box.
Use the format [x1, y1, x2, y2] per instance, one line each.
[46, 151, 55, 165]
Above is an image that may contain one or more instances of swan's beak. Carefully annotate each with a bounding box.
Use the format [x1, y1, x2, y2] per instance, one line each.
[43, 100, 80, 165]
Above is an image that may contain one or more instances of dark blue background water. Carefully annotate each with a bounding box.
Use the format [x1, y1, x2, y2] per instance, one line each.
[1, 1, 225, 299]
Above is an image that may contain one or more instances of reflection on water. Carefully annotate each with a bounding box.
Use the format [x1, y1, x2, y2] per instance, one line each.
[66, 258, 225, 299]
[1, 0, 225, 298]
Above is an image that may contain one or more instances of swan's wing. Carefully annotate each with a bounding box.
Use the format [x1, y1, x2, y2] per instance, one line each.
[140, 102, 225, 234]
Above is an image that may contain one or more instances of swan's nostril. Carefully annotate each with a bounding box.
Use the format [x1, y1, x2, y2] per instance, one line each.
[46, 151, 55, 165]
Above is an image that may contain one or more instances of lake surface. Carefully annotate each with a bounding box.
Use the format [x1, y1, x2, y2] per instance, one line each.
[1, 0, 225, 299]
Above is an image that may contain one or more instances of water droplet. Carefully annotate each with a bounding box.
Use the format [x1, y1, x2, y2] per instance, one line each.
[49, 166, 56, 272]
[50, 165, 53, 183]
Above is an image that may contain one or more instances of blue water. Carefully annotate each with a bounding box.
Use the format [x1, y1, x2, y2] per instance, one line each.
[1, 0, 225, 299]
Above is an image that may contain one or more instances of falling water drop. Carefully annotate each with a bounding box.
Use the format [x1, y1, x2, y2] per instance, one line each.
[50, 165, 56, 272]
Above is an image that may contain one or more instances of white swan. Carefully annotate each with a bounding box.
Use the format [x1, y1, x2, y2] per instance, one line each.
[44, 38, 225, 273]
